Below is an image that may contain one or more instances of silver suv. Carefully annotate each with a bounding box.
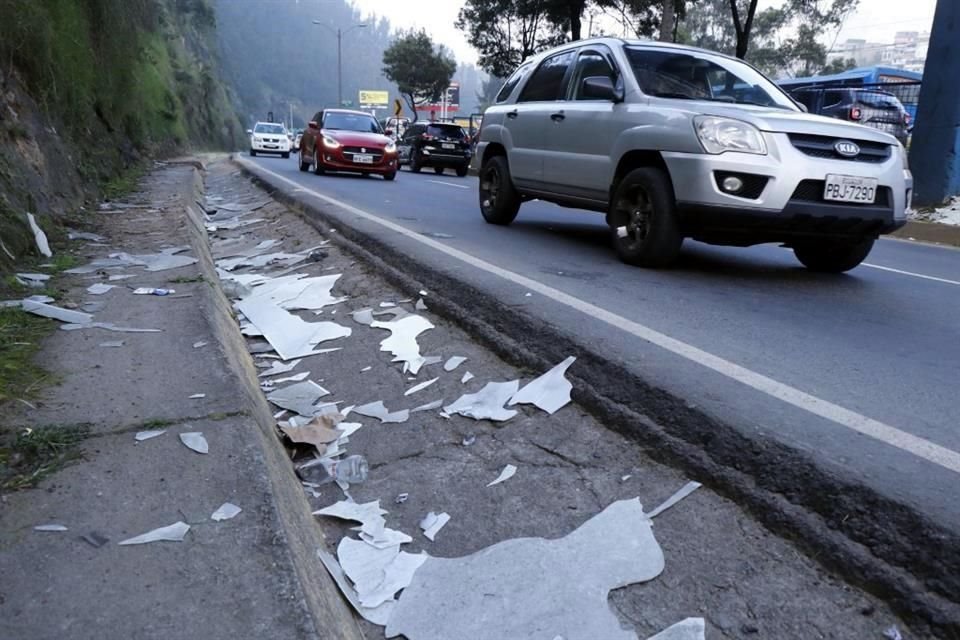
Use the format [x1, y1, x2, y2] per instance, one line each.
[474, 39, 912, 272]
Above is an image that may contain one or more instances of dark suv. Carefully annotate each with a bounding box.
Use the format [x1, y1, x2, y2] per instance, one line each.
[398, 122, 473, 176]
[789, 87, 911, 145]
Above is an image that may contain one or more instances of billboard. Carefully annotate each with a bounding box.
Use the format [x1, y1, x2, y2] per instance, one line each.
[359, 90, 389, 109]
[416, 82, 460, 113]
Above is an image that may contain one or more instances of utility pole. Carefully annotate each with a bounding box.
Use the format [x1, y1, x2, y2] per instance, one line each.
[313, 20, 367, 108]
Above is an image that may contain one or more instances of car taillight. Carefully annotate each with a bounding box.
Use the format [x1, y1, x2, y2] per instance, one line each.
[850, 107, 862, 121]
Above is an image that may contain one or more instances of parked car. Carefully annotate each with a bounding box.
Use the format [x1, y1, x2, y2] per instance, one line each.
[248, 122, 291, 158]
[398, 122, 472, 176]
[475, 39, 911, 273]
[788, 87, 911, 145]
[298, 109, 397, 180]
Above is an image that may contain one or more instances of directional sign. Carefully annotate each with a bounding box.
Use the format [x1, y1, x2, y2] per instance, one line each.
[359, 90, 389, 109]
[394, 98, 404, 117]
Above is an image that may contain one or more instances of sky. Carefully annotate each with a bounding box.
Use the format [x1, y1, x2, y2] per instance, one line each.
[348, 0, 940, 67]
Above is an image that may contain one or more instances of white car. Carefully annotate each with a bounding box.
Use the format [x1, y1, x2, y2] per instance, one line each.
[248, 122, 291, 158]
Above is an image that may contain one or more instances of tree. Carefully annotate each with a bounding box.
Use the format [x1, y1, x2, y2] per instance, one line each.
[456, 0, 567, 78]
[820, 57, 857, 75]
[543, 0, 589, 40]
[382, 30, 456, 122]
[729, 0, 761, 58]
[477, 75, 504, 112]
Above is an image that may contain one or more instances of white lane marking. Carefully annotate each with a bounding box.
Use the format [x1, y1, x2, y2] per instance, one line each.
[241, 157, 960, 474]
[427, 180, 470, 190]
[863, 263, 960, 286]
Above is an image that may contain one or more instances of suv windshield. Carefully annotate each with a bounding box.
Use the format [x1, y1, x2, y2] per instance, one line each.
[624, 47, 796, 110]
[426, 124, 465, 139]
[323, 112, 382, 133]
[254, 123, 285, 134]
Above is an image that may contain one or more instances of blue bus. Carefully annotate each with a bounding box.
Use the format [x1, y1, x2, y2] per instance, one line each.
[778, 66, 922, 123]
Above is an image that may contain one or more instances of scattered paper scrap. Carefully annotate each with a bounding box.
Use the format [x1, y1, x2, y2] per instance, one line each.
[318, 549, 395, 626]
[22, 300, 93, 324]
[353, 401, 409, 424]
[273, 371, 311, 384]
[387, 498, 664, 640]
[352, 308, 375, 326]
[179, 432, 209, 454]
[99, 340, 125, 348]
[404, 377, 438, 397]
[34, 524, 68, 532]
[361, 366, 372, 372]
[282, 416, 343, 450]
[411, 399, 443, 413]
[460, 372, 474, 384]
[258, 358, 302, 378]
[135, 430, 166, 442]
[238, 297, 351, 361]
[509, 356, 575, 415]
[189, 393, 206, 399]
[444, 380, 519, 422]
[86, 283, 115, 295]
[645, 481, 702, 519]
[883, 626, 903, 640]
[647, 618, 706, 640]
[419, 512, 450, 542]
[118, 521, 190, 545]
[267, 380, 331, 416]
[487, 464, 517, 487]
[211, 503, 242, 521]
[108, 274, 135, 281]
[443, 356, 467, 372]
[60, 322, 161, 333]
[26, 213, 52, 257]
[371, 315, 435, 375]
[133, 287, 175, 296]
[193, 340, 208, 348]
[17, 273, 50, 287]
[67, 229, 106, 242]
[395, 493, 409, 504]
[338, 537, 428, 609]
[415, 298, 428, 311]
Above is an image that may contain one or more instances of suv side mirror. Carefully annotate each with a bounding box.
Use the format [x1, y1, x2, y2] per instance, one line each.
[797, 102, 809, 113]
[307, 120, 319, 129]
[581, 76, 622, 102]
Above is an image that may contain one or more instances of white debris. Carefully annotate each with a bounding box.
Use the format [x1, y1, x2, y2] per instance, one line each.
[135, 430, 166, 442]
[179, 432, 209, 454]
[371, 315, 435, 374]
[267, 380, 331, 416]
[621, 475, 632, 482]
[444, 380, 519, 422]
[22, 300, 93, 324]
[16, 273, 50, 287]
[59, 322, 161, 333]
[353, 401, 410, 424]
[258, 358, 302, 378]
[318, 549, 395, 626]
[410, 399, 444, 413]
[883, 626, 904, 640]
[443, 356, 467, 372]
[415, 298, 428, 311]
[245, 273, 347, 311]
[419, 512, 451, 542]
[210, 502, 242, 521]
[26, 213, 52, 257]
[34, 524, 68, 532]
[86, 283, 115, 295]
[460, 372, 475, 384]
[387, 498, 665, 640]
[379, 301, 397, 308]
[352, 308, 375, 325]
[193, 340, 208, 348]
[237, 297, 351, 361]
[98, 341, 125, 348]
[272, 371, 311, 384]
[487, 464, 517, 487]
[338, 537, 428, 609]
[188, 393, 206, 399]
[118, 521, 190, 545]
[67, 229, 106, 242]
[361, 366, 372, 372]
[509, 356, 576, 415]
[647, 618, 706, 640]
[645, 482, 702, 519]
[108, 274, 135, 281]
[404, 377, 439, 397]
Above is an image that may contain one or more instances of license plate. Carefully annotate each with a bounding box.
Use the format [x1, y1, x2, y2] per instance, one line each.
[353, 154, 374, 164]
[442, 143, 456, 150]
[823, 174, 878, 204]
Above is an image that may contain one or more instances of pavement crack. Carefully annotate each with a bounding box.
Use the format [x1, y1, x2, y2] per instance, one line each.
[529, 441, 585, 468]
[87, 410, 248, 439]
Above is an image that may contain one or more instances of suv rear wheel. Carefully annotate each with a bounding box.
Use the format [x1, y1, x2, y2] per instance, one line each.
[609, 167, 683, 267]
[793, 238, 874, 273]
[479, 155, 520, 225]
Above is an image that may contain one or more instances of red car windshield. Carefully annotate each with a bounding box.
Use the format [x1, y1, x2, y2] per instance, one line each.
[323, 113, 382, 133]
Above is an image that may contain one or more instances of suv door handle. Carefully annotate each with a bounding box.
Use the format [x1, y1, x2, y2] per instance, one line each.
[506, 110, 518, 119]
[551, 112, 566, 121]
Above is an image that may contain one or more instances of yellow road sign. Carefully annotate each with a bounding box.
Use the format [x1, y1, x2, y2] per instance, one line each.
[359, 90, 389, 108]
[394, 98, 403, 117]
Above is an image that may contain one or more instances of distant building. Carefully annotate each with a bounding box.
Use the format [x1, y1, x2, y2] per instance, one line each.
[827, 32, 929, 72]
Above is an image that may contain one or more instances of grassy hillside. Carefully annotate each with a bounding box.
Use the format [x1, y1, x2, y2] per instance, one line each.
[0, 0, 244, 268]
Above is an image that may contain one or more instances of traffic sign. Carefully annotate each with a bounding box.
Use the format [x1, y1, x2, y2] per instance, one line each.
[394, 98, 403, 117]
[359, 90, 389, 109]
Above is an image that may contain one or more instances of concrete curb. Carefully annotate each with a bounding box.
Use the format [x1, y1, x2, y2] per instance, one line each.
[181, 163, 365, 640]
[232, 153, 960, 634]
[893, 220, 960, 248]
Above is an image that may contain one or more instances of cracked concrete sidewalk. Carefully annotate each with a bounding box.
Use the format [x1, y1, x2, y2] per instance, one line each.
[0, 162, 318, 640]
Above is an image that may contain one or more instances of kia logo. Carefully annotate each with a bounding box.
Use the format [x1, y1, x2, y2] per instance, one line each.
[834, 141, 860, 157]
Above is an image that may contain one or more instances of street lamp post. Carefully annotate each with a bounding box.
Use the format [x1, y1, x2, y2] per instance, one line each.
[312, 20, 367, 108]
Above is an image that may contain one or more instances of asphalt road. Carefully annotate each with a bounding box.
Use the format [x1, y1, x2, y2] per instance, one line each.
[247, 153, 960, 536]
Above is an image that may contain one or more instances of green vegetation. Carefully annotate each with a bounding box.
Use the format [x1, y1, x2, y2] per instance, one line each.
[0, 423, 91, 490]
[103, 164, 148, 201]
[0, 307, 54, 405]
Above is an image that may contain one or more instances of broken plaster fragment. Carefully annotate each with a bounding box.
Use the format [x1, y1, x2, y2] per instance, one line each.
[118, 521, 190, 545]
[645, 482, 702, 519]
[443, 356, 467, 372]
[410, 399, 443, 413]
[26, 213, 52, 257]
[34, 524, 68, 532]
[179, 432, 209, 454]
[386, 498, 665, 640]
[404, 377, 438, 397]
[189, 393, 206, 399]
[210, 502, 242, 521]
[135, 430, 166, 442]
[371, 315, 435, 375]
[444, 380, 519, 422]
[647, 618, 706, 640]
[415, 298, 428, 311]
[508, 356, 576, 415]
[22, 300, 93, 324]
[487, 464, 517, 487]
[317, 549, 395, 626]
[86, 283, 115, 295]
[419, 512, 450, 541]
[353, 401, 409, 424]
[460, 372, 475, 384]
[266, 380, 331, 417]
[237, 297, 351, 361]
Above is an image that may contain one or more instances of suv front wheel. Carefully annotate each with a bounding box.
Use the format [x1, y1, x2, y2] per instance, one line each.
[609, 167, 683, 267]
[793, 238, 874, 273]
[479, 155, 521, 225]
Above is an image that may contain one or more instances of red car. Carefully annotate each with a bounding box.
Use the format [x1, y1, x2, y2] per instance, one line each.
[298, 109, 398, 180]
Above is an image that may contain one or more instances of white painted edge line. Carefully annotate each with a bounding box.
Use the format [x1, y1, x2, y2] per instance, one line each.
[242, 156, 960, 475]
[426, 180, 470, 190]
[863, 263, 960, 286]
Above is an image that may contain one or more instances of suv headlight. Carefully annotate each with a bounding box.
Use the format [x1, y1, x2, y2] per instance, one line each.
[694, 116, 767, 155]
[322, 135, 341, 149]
